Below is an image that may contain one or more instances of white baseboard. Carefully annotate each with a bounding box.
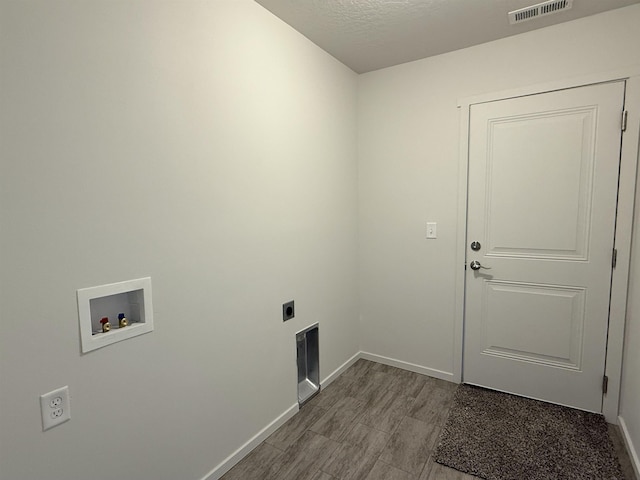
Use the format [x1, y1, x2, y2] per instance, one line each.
[360, 351, 456, 384]
[619, 415, 640, 480]
[201, 403, 299, 480]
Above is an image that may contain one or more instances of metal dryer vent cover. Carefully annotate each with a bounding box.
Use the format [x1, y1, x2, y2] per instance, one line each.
[508, 0, 573, 24]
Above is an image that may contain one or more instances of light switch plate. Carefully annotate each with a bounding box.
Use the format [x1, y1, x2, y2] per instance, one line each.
[426, 222, 437, 239]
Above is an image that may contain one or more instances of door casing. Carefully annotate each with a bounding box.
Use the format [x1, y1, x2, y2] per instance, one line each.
[454, 67, 640, 423]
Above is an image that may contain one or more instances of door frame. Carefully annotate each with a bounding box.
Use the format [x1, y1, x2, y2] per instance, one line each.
[453, 67, 640, 422]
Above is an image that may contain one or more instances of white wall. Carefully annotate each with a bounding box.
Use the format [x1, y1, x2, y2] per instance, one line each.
[620, 149, 640, 474]
[3, 1, 640, 479]
[0, 2, 359, 479]
[358, 0, 640, 456]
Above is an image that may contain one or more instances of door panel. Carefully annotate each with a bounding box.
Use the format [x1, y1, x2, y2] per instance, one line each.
[464, 81, 625, 412]
[481, 281, 585, 370]
[486, 108, 595, 259]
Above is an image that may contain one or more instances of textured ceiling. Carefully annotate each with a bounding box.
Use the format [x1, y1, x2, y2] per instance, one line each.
[254, 0, 640, 73]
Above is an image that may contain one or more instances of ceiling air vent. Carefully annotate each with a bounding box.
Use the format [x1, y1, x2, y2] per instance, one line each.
[508, 0, 573, 25]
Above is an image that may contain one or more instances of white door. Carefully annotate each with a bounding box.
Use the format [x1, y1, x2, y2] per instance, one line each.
[463, 81, 625, 412]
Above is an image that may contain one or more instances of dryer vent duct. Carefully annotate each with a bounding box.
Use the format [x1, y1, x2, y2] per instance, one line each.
[508, 0, 573, 24]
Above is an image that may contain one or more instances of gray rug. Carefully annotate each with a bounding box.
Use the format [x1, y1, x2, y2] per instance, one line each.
[433, 384, 625, 480]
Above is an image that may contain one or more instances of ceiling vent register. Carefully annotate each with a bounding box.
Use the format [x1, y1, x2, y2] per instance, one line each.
[508, 0, 573, 24]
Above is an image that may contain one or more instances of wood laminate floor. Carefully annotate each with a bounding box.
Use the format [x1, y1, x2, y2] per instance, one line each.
[221, 359, 637, 480]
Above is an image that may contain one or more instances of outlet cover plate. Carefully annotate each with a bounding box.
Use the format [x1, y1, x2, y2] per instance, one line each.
[40, 386, 71, 431]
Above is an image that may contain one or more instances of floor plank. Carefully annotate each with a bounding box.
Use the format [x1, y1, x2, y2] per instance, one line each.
[266, 405, 328, 451]
[267, 430, 340, 480]
[320, 423, 390, 480]
[378, 416, 440, 476]
[310, 396, 365, 442]
[359, 389, 414, 433]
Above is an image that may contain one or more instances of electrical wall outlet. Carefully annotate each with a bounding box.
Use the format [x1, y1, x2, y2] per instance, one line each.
[283, 300, 295, 321]
[40, 386, 70, 431]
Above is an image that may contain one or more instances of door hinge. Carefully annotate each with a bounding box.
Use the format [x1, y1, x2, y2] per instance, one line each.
[612, 248, 618, 268]
[603, 375, 609, 394]
[622, 110, 628, 132]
